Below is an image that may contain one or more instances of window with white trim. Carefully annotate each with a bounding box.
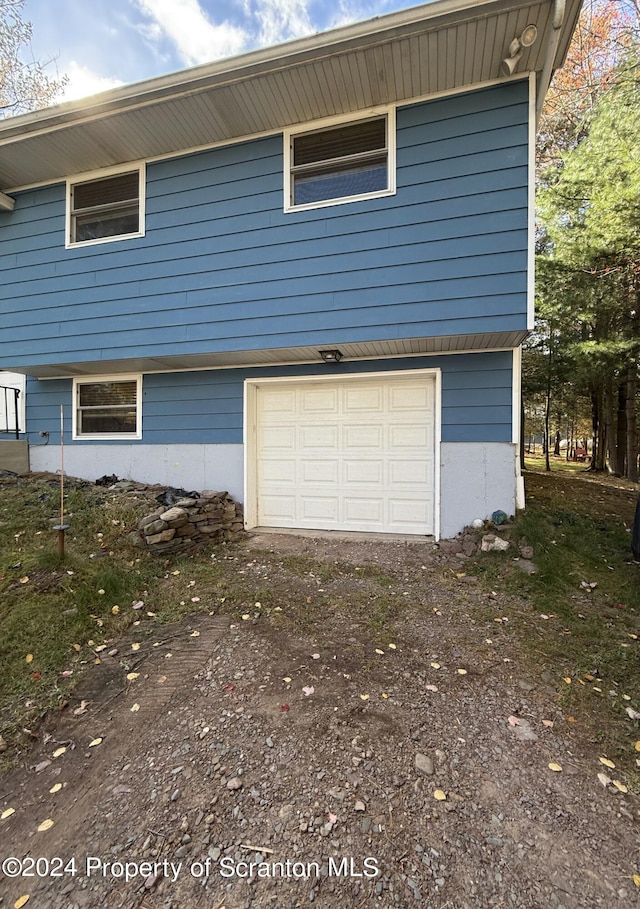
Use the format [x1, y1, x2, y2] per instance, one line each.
[67, 166, 145, 247]
[73, 376, 142, 440]
[286, 113, 393, 211]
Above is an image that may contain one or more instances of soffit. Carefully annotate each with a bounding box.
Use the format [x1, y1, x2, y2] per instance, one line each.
[0, 0, 582, 191]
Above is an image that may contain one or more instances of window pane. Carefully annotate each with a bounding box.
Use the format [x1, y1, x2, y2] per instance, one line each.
[294, 160, 387, 205]
[79, 381, 137, 407]
[73, 172, 139, 211]
[79, 407, 137, 435]
[294, 119, 386, 166]
[74, 207, 139, 242]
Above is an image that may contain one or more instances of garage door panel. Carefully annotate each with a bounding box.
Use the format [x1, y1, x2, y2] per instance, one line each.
[344, 386, 383, 412]
[300, 497, 339, 520]
[261, 459, 297, 484]
[261, 426, 296, 449]
[301, 388, 339, 411]
[255, 375, 436, 535]
[344, 497, 384, 523]
[388, 459, 430, 484]
[301, 425, 339, 448]
[344, 425, 384, 448]
[344, 460, 384, 484]
[301, 460, 339, 484]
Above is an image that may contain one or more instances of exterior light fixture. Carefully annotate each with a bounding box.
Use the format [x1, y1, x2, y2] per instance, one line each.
[319, 349, 343, 363]
[501, 24, 538, 76]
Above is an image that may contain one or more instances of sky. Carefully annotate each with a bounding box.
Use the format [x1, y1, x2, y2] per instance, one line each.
[23, 0, 417, 103]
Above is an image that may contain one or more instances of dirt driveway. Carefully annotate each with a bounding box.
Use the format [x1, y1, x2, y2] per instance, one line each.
[1, 531, 638, 909]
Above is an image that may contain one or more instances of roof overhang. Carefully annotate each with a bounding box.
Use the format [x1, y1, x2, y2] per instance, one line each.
[0, 0, 581, 192]
[11, 332, 531, 379]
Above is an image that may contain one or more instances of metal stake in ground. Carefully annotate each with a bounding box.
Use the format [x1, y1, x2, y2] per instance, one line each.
[52, 404, 69, 557]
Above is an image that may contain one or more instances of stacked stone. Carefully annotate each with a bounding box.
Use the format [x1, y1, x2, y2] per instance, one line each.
[135, 491, 244, 554]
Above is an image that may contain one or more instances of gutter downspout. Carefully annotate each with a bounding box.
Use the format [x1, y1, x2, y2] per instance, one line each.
[535, 0, 567, 125]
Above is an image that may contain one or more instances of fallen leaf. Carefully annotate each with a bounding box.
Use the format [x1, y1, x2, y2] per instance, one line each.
[224, 684, 235, 692]
[1, 807, 15, 819]
[14, 895, 30, 908]
[190, 631, 200, 637]
[97, 589, 105, 595]
[430, 662, 441, 670]
[360, 694, 370, 701]
[508, 716, 521, 726]
[563, 677, 572, 684]
[633, 874, 640, 888]
[281, 704, 290, 712]
[302, 686, 315, 696]
[37, 818, 54, 832]
[635, 742, 640, 752]
[111, 605, 120, 615]
[126, 672, 140, 681]
[49, 784, 62, 794]
[191, 597, 201, 603]
[548, 763, 563, 772]
[375, 649, 384, 655]
[433, 790, 447, 801]
[52, 747, 66, 758]
[241, 614, 250, 621]
[597, 772, 611, 787]
[599, 757, 616, 769]
[425, 685, 438, 692]
[172, 570, 180, 576]
[20, 576, 29, 584]
[31, 672, 41, 680]
[381, 692, 389, 699]
[542, 720, 554, 728]
[131, 643, 141, 651]
[73, 700, 89, 716]
[567, 716, 577, 723]
[72, 643, 81, 652]
[88, 737, 103, 748]
[388, 644, 397, 650]
[626, 707, 640, 720]
[311, 653, 320, 659]
[328, 812, 338, 825]
[283, 677, 292, 684]
[60, 670, 73, 678]
[94, 645, 106, 652]
[457, 668, 468, 675]
[25, 653, 33, 664]
[613, 780, 628, 793]
[132, 601, 144, 609]
[130, 703, 140, 713]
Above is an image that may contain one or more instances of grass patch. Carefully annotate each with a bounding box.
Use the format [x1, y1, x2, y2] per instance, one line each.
[471, 469, 640, 760]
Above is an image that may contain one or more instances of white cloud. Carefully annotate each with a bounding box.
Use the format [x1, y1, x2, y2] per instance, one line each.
[136, 0, 248, 66]
[253, 0, 313, 47]
[60, 62, 125, 103]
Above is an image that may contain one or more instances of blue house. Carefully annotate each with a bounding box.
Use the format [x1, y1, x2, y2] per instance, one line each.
[0, 0, 581, 538]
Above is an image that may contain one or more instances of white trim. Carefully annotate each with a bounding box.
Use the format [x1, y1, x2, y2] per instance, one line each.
[0, 190, 15, 210]
[283, 107, 396, 213]
[72, 373, 143, 440]
[244, 367, 441, 538]
[65, 163, 146, 250]
[4, 76, 527, 195]
[527, 72, 536, 331]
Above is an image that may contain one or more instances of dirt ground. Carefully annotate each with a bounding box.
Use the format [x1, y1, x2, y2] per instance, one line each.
[1, 530, 639, 909]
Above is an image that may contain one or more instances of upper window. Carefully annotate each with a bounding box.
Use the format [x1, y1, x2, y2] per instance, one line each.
[73, 375, 142, 440]
[66, 165, 145, 248]
[286, 112, 394, 211]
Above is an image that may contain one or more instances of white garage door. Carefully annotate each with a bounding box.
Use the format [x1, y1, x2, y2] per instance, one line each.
[254, 374, 436, 535]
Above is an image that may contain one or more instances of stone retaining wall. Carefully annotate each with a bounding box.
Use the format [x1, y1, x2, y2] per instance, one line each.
[135, 490, 244, 554]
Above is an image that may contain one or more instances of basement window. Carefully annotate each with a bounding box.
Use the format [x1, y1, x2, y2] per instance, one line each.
[67, 165, 145, 247]
[73, 376, 142, 440]
[286, 112, 394, 211]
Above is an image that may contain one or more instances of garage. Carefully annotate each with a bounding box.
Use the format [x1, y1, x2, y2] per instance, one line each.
[246, 371, 439, 535]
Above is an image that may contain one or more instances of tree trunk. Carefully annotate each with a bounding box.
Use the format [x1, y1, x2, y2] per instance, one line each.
[604, 376, 617, 474]
[591, 386, 607, 471]
[627, 362, 638, 482]
[615, 381, 627, 477]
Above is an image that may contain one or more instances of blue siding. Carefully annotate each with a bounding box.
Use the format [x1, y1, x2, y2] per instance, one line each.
[25, 351, 513, 445]
[0, 82, 529, 370]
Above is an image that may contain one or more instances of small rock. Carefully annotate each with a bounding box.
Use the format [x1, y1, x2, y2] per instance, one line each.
[227, 777, 243, 791]
[354, 800, 366, 811]
[415, 753, 435, 775]
[515, 559, 537, 574]
[481, 534, 510, 552]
